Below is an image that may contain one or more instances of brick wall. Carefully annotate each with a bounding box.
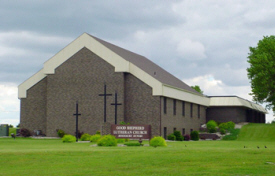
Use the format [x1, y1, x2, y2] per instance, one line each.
[45, 47, 125, 136]
[124, 73, 161, 137]
[161, 97, 206, 138]
[20, 78, 47, 135]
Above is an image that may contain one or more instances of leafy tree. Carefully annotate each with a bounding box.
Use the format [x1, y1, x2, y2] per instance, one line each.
[247, 36, 275, 111]
[191, 85, 204, 94]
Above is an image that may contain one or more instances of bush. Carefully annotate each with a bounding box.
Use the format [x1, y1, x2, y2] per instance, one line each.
[174, 130, 184, 141]
[124, 142, 142, 146]
[149, 136, 167, 147]
[57, 129, 65, 138]
[75, 130, 84, 139]
[62, 135, 76, 142]
[90, 134, 102, 142]
[80, 133, 91, 141]
[222, 129, 240, 140]
[19, 128, 31, 137]
[97, 135, 117, 146]
[96, 130, 101, 135]
[190, 131, 199, 141]
[220, 128, 226, 135]
[167, 134, 176, 141]
[207, 120, 218, 133]
[184, 134, 190, 141]
[116, 138, 126, 143]
[219, 121, 235, 131]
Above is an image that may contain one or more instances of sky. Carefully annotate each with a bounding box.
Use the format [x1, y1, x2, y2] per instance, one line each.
[1, 0, 275, 126]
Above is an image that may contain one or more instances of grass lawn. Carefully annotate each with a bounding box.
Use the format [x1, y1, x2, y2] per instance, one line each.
[0, 138, 275, 176]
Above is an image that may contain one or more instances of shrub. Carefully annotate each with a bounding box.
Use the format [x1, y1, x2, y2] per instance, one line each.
[62, 135, 76, 142]
[90, 134, 102, 142]
[119, 121, 130, 125]
[149, 136, 167, 147]
[80, 133, 91, 141]
[219, 121, 235, 131]
[96, 130, 101, 135]
[57, 129, 65, 138]
[174, 130, 184, 141]
[207, 120, 218, 133]
[190, 131, 199, 141]
[222, 129, 240, 140]
[97, 135, 117, 146]
[226, 121, 235, 129]
[167, 134, 176, 141]
[184, 134, 190, 141]
[116, 138, 126, 143]
[124, 142, 142, 146]
[220, 128, 226, 135]
[19, 128, 31, 137]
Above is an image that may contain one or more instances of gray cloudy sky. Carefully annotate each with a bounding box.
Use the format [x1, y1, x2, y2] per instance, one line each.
[1, 0, 274, 126]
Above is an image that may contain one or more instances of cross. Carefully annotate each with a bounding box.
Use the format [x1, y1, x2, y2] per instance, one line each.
[99, 84, 112, 122]
[73, 101, 81, 142]
[111, 92, 122, 124]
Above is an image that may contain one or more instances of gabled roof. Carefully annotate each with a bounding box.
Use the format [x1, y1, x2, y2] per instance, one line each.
[91, 35, 201, 95]
[208, 96, 268, 113]
[18, 33, 209, 106]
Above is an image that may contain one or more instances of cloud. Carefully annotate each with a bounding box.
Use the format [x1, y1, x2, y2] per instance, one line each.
[0, 83, 20, 126]
[176, 39, 206, 60]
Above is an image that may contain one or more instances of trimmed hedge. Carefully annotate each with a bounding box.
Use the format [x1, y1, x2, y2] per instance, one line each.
[57, 129, 65, 138]
[80, 133, 91, 141]
[90, 134, 102, 142]
[207, 120, 218, 133]
[168, 134, 176, 141]
[62, 135, 76, 143]
[149, 136, 167, 147]
[97, 135, 117, 146]
[190, 131, 199, 141]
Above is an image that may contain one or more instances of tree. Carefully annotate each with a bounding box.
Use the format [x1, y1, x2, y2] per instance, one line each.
[247, 35, 275, 111]
[191, 85, 204, 94]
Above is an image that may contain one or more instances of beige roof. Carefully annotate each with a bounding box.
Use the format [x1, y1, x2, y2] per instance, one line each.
[209, 96, 268, 113]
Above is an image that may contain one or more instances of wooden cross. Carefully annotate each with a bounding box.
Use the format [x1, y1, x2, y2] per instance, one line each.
[99, 84, 112, 122]
[111, 92, 122, 124]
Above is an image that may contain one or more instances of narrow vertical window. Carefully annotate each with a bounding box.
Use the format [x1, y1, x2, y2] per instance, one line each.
[173, 99, 176, 115]
[190, 103, 193, 117]
[174, 128, 176, 132]
[182, 101, 185, 116]
[198, 105, 200, 118]
[164, 127, 167, 139]
[182, 128, 185, 135]
[190, 129, 193, 133]
[164, 97, 167, 114]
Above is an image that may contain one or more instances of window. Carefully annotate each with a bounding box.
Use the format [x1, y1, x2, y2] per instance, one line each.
[182, 101, 185, 116]
[182, 128, 185, 135]
[164, 127, 167, 139]
[164, 97, 167, 114]
[190, 103, 193, 117]
[190, 129, 193, 133]
[173, 99, 176, 115]
[173, 128, 176, 132]
[198, 105, 200, 118]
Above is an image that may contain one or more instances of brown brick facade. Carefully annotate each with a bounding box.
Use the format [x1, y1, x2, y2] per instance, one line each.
[20, 47, 208, 137]
[161, 97, 206, 138]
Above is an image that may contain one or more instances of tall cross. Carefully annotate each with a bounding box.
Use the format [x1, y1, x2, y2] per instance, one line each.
[73, 101, 81, 142]
[99, 84, 112, 122]
[111, 92, 122, 124]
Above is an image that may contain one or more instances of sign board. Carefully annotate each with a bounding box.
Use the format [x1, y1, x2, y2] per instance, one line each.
[111, 125, 151, 139]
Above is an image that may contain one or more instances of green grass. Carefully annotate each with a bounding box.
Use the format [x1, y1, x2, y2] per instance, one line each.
[238, 123, 275, 141]
[1, 137, 275, 176]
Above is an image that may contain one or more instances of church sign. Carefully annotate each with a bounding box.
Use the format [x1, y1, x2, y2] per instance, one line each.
[111, 125, 151, 139]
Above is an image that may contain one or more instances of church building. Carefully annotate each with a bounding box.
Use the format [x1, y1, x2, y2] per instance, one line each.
[18, 33, 267, 138]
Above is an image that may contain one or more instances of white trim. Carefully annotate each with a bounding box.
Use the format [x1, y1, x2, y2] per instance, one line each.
[18, 69, 46, 98]
[209, 97, 268, 113]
